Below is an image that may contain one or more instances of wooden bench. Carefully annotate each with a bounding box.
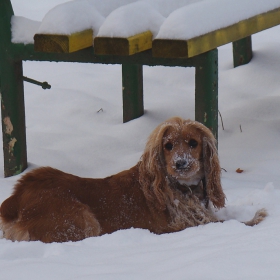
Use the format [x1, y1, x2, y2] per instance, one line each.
[1, 0, 280, 177]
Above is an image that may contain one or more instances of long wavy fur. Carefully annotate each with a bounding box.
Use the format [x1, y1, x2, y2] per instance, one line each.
[139, 117, 226, 210]
[0, 117, 265, 243]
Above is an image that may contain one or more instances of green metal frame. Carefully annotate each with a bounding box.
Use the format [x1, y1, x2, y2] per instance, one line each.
[122, 64, 144, 123]
[2, 0, 252, 177]
[195, 50, 218, 139]
[232, 36, 253, 68]
[0, 0, 27, 177]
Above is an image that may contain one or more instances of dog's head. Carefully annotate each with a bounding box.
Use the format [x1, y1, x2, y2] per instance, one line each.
[139, 117, 225, 210]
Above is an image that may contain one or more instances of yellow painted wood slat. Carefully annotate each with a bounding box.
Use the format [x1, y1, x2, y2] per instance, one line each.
[34, 29, 93, 53]
[153, 7, 280, 58]
[94, 31, 153, 56]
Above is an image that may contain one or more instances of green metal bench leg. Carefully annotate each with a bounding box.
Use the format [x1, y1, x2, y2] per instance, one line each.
[0, 0, 27, 177]
[122, 64, 144, 123]
[233, 36, 253, 68]
[195, 49, 218, 140]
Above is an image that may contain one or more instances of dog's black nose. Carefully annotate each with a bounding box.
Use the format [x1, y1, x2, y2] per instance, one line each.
[176, 159, 187, 169]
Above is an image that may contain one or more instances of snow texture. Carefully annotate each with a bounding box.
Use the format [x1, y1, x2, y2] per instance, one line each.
[3, 0, 280, 279]
[11, 0, 280, 42]
[142, 0, 204, 17]
[38, 0, 105, 35]
[76, 0, 137, 17]
[156, 0, 280, 40]
[11, 16, 40, 44]
[97, 2, 165, 38]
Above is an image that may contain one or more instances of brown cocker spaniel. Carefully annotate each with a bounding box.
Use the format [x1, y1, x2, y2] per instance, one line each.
[0, 117, 266, 243]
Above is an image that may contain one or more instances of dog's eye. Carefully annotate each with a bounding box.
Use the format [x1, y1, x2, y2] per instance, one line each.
[164, 142, 173, 151]
[189, 139, 198, 148]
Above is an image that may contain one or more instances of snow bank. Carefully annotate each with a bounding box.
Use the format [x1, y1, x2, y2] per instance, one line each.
[97, 2, 165, 38]
[38, 0, 104, 35]
[156, 0, 280, 40]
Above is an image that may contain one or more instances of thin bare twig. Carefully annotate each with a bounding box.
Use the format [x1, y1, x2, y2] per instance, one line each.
[218, 110, 225, 130]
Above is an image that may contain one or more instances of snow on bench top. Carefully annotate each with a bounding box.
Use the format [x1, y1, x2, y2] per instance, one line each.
[11, 16, 41, 44]
[97, 2, 165, 38]
[38, 0, 105, 35]
[156, 0, 280, 40]
[11, 0, 280, 44]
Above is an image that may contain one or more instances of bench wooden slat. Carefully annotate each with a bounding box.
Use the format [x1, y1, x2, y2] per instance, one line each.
[34, 29, 93, 53]
[153, 7, 280, 58]
[94, 31, 153, 56]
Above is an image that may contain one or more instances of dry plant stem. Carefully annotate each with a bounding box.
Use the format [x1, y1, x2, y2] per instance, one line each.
[218, 110, 224, 130]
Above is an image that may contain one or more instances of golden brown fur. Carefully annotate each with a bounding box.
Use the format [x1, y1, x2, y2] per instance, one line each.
[0, 117, 266, 243]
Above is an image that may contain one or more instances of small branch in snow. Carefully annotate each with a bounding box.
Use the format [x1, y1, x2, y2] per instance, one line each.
[239, 125, 242, 132]
[97, 108, 103, 113]
[218, 110, 224, 130]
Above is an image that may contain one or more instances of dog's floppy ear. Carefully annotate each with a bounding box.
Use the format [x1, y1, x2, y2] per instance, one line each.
[139, 120, 175, 211]
[202, 132, 226, 209]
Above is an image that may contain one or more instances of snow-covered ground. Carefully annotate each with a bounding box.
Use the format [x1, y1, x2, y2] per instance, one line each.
[1, 0, 280, 279]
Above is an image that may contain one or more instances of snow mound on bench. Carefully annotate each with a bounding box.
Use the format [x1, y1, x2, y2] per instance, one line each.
[97, 2, 165, 38]
[38, 0, 105, 35]
[11, 16, 40, 44]
[156, 0, 280, 40]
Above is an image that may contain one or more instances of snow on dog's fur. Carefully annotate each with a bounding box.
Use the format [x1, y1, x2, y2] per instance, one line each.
[0, 117, 266, 243]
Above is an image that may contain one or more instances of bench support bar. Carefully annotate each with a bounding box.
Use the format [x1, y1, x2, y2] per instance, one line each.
[195, 49, 218, 140]
[0, 0, 27, 177]
[233, 36, 253, 68]
[122, 64, 144, 123]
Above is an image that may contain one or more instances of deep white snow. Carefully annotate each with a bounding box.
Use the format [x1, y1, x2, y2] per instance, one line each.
[156, 0, 280, 39]
[38, 0, 105, 35]
[11, 16, 40, 44]
[2, 0, 280, 279]
[97, 2, 165, 38]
